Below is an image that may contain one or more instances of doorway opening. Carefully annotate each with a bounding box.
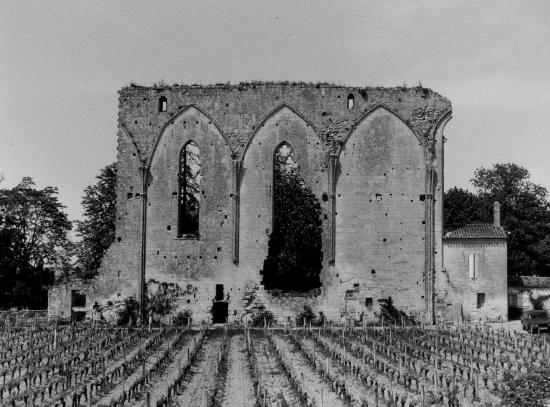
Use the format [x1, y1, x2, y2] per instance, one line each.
[212, 284, 228, 323]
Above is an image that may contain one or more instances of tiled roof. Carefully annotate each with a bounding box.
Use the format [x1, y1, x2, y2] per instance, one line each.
[508, 275, 550, 288]
[443, 223, 507, 239]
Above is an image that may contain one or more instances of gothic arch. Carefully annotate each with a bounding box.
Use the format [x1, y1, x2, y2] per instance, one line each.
[430, 108, 452, 140]
[238, 103, 328, 279]
[241, 103, 320, 161]
[334, 102, 427, 311]
[119, 124, 142, 162]
[147, 105, 228, 169]
[338, 104, 423, 160]
[146, 103, 234, 278]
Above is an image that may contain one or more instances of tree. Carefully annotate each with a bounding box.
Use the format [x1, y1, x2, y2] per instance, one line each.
[445, 163, 550, 277]
[472, 163, 550, 276]
[261, 144, 323, 291]
[75, 163, 117, 278]
[443, 187, 486, 232]
[0, 177, 71, 308]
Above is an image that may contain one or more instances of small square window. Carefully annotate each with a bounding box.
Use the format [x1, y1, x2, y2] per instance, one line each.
[71, 290, 86, 307]
[365, 297, 373, 308]
[477, 293, 486, 309]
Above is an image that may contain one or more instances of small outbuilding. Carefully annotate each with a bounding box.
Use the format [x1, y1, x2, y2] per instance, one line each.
[508, 275, 550, 317]
[440, 202, 508, 322]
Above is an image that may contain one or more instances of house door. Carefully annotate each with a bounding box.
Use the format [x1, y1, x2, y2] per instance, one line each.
[212, 301, 228, 323]
[212, 284, 228, 323]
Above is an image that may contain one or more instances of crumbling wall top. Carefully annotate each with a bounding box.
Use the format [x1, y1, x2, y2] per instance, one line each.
[117, 81, 451, 164]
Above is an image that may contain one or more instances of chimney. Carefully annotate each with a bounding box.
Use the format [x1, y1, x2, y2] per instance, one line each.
[493, 201, 500, 227]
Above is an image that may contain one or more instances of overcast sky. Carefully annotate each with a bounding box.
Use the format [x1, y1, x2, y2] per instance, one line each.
[1, 0, 549, 222]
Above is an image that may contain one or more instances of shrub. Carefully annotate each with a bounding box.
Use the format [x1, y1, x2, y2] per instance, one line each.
[295, 305, 316, 326]
[315, 311, 327, 327]
[251, 306, 275, 327]
[146, 279, 184, 316]
[173, 309, 192, 326]
[528, 292, 550, 310]
[116, 296, 139, 326]
[377, 296, 416, 325]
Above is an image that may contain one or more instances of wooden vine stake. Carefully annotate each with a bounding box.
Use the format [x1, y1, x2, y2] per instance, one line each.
[87, 383, 91, 407]
[421, 384, 425, 407]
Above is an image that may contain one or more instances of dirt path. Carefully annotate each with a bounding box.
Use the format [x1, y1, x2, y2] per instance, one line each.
[272, 333, 346, 407]
[252, 332, 302, 407]
[221, 334, 255, 407]
[94, 331, 177, 407]
[174, 331, 225, 407]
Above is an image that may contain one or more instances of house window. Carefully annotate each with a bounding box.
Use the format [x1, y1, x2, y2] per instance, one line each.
[215, 284, 224, 301]
[158, 96, 167, 112]
[365, 297, 373, 309]
[347, 94, 354, 109]
[178, 141, 201, 237]
[468, 253, 480, 280]
[477, 293, 486, 309]
[71, 290, 86, 307]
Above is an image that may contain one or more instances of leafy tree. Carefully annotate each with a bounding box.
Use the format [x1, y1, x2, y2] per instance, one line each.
[445, 163, 550, 277]
[0, 177, 71, 308]
[472, 163, 550, 276]
[145, 279, 184, 316]
[173, 309, 193, 326]
[261, 144, 323, 291]
[75, 163, 117, 278]
[443, 187, 486, 232]
[377, 297, 416, 325]
[116, 296, 140, 326]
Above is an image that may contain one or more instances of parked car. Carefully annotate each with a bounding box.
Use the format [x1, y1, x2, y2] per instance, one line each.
[521, 310, 550, 333]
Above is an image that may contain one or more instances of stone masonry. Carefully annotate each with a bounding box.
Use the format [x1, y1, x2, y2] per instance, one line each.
[49, 82, 454, 323]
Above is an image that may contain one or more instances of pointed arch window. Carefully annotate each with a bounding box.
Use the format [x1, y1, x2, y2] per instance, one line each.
[272, 141, 299, 232]
[274, 142, 298, 174]
[178, 141, 201, 237]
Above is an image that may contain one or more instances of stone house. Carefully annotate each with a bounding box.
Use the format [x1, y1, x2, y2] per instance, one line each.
[439, 202, 508, 322]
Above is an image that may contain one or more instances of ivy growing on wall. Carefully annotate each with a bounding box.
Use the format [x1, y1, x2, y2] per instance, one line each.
[261, 143, 323, 292]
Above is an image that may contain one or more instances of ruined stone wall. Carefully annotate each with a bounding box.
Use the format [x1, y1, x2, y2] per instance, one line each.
[441, 240, 508, 321]
[334, 108, 427, 314]
[146, 107, 234, 282]
[53, 82, 451, 322]
[239, 106, 330, 279]
[47, 279, 91, 319]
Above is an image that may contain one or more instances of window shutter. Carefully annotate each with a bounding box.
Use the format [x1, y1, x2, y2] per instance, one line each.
[469, 254, 475, 279]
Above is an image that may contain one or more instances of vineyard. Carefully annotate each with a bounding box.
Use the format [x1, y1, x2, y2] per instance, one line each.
[1, 316, 549, 407]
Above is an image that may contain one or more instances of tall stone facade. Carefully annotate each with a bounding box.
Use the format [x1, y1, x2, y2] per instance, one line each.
[49, 82, 453, 323]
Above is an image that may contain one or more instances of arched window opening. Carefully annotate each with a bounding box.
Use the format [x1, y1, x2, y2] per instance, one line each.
[261, 142, 323, 292]
[275, 142, 299, 175]
[178, 141, 201, 237]
[159, 96, 167, 112]
[347, 94, 355, 109]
